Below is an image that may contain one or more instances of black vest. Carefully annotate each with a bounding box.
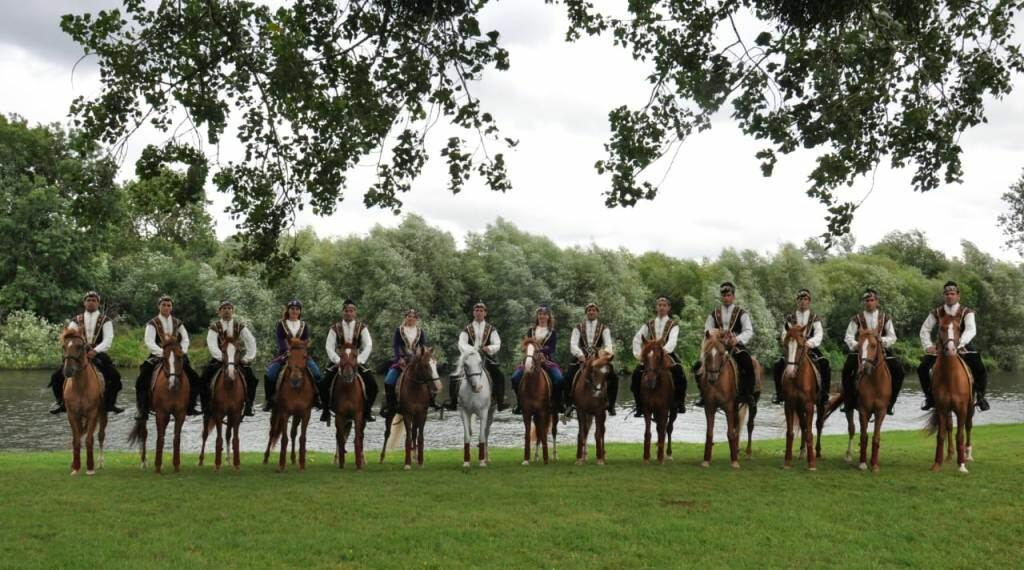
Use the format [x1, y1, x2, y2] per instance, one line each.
[644, 318, 677, 345]
[332, 320, 366, 350]
[210, 320, 245, 347]
[575, 321, 608, 356]
[712, 305, 746, 336]
[784, 311, 820, 340]
[74, 312, 109, 348]
[148, 315, 184, 346]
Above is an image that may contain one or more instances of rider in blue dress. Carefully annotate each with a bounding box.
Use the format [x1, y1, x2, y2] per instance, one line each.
[511, 305, 564, 413]
[262, 300, 322, 411]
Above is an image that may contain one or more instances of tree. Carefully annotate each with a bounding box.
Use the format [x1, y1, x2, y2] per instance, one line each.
[556, 0, 1024, 244]
[62, 0, 513, 271]
[864, 230, 949, 278]
[998, 168, 1024, 255]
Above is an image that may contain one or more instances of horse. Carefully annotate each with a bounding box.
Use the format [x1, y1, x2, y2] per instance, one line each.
[850, 328, 893, 472]
[780, 324, 819, 470]
[263, 338, 316, 472]
[199, 336, 245, 471]
[457, 349, 495, 468]
[127, 332, 190, 474]
[518, 338, 559, 465]
[639, 340, 677, 465]
[379, 346, 441, 469]
[695, 331, 745, 469]
[572, 350, 613, 466]
[331, 342, 366, 470]
[60, 328, 107, 475]
[927, 313, 975, 473]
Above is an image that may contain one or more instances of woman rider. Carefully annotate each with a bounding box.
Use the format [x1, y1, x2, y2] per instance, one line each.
[511, 305, 565, 413]
[380, 308, 431, 417]
[262, 300, 323, 411]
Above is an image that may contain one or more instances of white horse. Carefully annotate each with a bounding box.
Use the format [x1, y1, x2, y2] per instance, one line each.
[457, 350, 495, 468]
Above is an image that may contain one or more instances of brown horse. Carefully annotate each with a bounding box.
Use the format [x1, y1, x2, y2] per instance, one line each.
[572, 351, 613, 466]
[199, 336, 245, 471]
[60, 328, 107, 475]
[780, 324, 819, 470]
[263, 338, 315, 471]
[851, 328, 892, 472]
[927, 313, 975, 473]
[380, 345, 441, 469]
[331, 342, 366, 470]
[696, 331, 744, 468]
[639, 340, 676, 465]
[518, 338, 559, 465]
[128, 332, 190, 474]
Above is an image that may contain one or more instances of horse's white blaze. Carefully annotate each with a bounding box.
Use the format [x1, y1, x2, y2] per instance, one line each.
[67, 340, 73, 348]
[168, 352, 178, 389]
[784, 339, 797, 378]
[861, 340, 869, 362]
[524, 343, 535, 373]
[428, 358, 439, 381]
[710, 347, 718, 360]
[226, 344, 237, 380]
[600, 365, 609, 374]
[946, 322, 957, 354]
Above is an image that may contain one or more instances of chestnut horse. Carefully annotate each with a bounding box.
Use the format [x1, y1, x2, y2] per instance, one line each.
[332, 343, 366, 470]
[199, 336, 245, 471]
[518, 338, 559, 465]
[927, 313, 975, 473]
[60, 328, 107, 475]
[263, 338, 316, 471]
[852, 328, 892, 472]
[128, 332, 190, 474]
[572, 350, 613, 466]
[780, 324, 819, 470]
[696, 331, 744, 468]
[380, 345, 440, 469]
[639, 340, 677, 465]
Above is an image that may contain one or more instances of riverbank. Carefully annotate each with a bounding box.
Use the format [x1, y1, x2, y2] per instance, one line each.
[2, 424, 1021, 568]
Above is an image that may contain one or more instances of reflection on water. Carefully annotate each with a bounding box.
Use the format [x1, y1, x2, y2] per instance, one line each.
[2, 369, 1021, 452]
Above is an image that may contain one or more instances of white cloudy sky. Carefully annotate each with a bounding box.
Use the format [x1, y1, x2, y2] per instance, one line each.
[1, 1, 1022, 262]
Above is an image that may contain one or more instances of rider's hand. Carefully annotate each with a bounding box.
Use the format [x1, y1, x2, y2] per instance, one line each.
[86, 350, 97, 360]
[926, 346, 937, 355]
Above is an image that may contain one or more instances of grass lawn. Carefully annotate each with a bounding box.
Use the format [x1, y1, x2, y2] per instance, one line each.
[2, 424, 1022, 569]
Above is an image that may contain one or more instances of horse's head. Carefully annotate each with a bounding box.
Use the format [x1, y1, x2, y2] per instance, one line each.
[463, 349, 485, 392]
[410, 345, 440, 382]
[521, 338, 546, 374]
[584, 350, 614, 396]
[641, 340, 669, 389]
[220, 336, 242, 384]
[336, 342, 359, 384]
[937, 314, 961, 357]
[856, 327, 881, 378]
[60, 327, 87, 379]
[285, 338, 309, 388]
[782, 323, 807, 379]
[701, 331, 728, 384]
[160, 333, 185, 390]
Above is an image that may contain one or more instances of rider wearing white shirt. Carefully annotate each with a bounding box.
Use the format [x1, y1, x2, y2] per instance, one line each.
[567, 302, 619, 415]
[196, 301, 260, 417]
[48, 291, 124, 415]
[445, 301, 506, 411]
[771, 288, 830, 405]
[322, 299, 377, 423]
[135, 295, 200, 420]
[840, 288, 905, 415]
[694, 282, 756, 408]
[630, 296, 687, 417]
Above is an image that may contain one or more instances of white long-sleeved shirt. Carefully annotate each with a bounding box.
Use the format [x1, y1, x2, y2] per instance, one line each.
[144, 315, 190, 357]
[458, 320, 501, 356]
[844, 310, 897, 350]
[632, 315, 679, 358]
[570, 319, 615, 359]
[326, 320, 373, 365]
[778, 310, 824, 350]
[703, 304, 754, 346]
[919, 304, 976, 350]
[67, 311, 114, 353]
[206, 319, 258, 363]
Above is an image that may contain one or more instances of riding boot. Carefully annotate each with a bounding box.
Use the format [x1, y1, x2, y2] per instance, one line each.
[918, 360, 934, 411]
[186, 380, 202, 416]
[887, 362, 904, 415]
[104, 385, 125, 414]
[976, 392, 991, 411]
[606, 372, 619, 416]
[261, 374, 274, 412]
[318, 380, 332, 424]
[562, 381, 574, 415]
[135, 376, 151, 421]
[49, 373, 66, 414]
[443, 377, 459, 411]
[493, 371, 509, 412]
[771, 360, 784, 405]
[381, 384, 398, 418]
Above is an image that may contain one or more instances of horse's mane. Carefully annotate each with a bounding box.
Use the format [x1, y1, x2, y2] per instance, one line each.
[520, 337, 543, 351]
[590, 350, 614, 368]
[640, 339, 665, 361]
[287, 337, 308, 348]
[60, 327, 83, 342]
[701, 330, 726, 353]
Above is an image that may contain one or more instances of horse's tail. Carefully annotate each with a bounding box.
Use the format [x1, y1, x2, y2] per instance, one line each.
[736, 402, 749, 433]
[266, 409, 282, 451]
[127, 416, 146, 448]
[386, 414, 406, 450]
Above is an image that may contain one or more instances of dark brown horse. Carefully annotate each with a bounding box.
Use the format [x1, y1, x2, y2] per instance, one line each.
[780, 324, 819, 470]
[696, 331, 743, 468]
[199, 336, 245, 471]
[928, 313, 975, 473]
[639, 340, 676, 465]
[518, 338, 559, 465]
[263, 338, 315, 471]
[380, 345, 440, 469]
[572, 350, 613, 465]
[332, 342, 366, 470]
[851, 328, 892, 472]
[128, 332, 190, 474]
[60, 328, 107, 475]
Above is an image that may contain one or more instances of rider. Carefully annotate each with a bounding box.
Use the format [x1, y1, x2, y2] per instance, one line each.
[263, 300, 323, 411]
[917, 281, 990, 412]
[49, 290, 124, 415]
[134, 295, 200, 420]
[322, 299, 378, 423]
[197, 301, 259, 417]
[771, 288, 830, 406]
[841, 287, 905, 415]
[631, 296, 687, 417]
[695, 282, 756, 407]
[510, 305, 565, 414]
[567, 302, 619, 416]
[381, 308, 432, 418]
[445, 302, 507, 411]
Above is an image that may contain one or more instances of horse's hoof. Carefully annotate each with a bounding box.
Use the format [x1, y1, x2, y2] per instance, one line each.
[479, 461, 487, 468]
[233, 466, 239, 472]
[730, 461, 740, 469]
[658, 459, 664, 465]
[86, 470, 95, 476]
[844, 454, 852, 463]
[463, 461, 471, 469]
[783, 464, 792, 470]
[666, 455, 674, 462]
[966, 447, 974, 462]
[700, 461, 710, 468]
[930, 464, 941, 472]
[958, 464, 969, 474]
[808, 466, 817, 472]
[643, 460, 650, 466]
[404, 465, 411, 471]
[871, 465, 880, 473]
[70, 470, 79, 476]
[596, 459, 605, 466]
[575, 459, 584, 466]
[858, 462, 868, 471]
[521, 460, 530, 466]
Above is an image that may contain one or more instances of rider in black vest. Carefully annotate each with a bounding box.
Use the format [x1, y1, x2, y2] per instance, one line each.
[840, 288, 905, 415]
[771, 288, 831, 405]
[321, 299, 378, 424]
[566, 302, 619, 416]
[49, 291, 124, 414]
[134, 295, 200, 420]
[445, 301, 507, 411]
[196, 301, 260, 418]
[694, 282, 756, 408]
[917, 281, 990, 412]
[630, 296, 687, 416]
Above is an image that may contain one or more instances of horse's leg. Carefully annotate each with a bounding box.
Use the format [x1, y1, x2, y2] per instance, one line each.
[804, 401, 817, 471]
[725, 404, 739, 469]
[783, 403, 794, 469]
[656, 410, 667, 465]
[702, 407, 715, 468]
[870, 409, 883, 473]
[199, 416, 209, 467]
[746, 401, 757, 458]
[356, 414, 366, 470]
[666, 411, 675, 462]
[955, 408, 968, 473]
[541, 413, 550, 465]
[596, 412, 607, 465]
[263, 408, 276, 464]
[643, 413, 653, 465]
[857, 408, 869, 471]
[814, 400, 824, 460]
[404, 416, 413, 470]
[278, 414, 289, 472]
[98, 412, 107, 470]
[931, 409, 945, 472]
[478, 405, 488, 467]
[845, 409, 855, 463]
[461, 407, 472, 468]
[522, 413, 532, 466]
[139, 421, 148, 470]
[965, 405, 974, 462]
[232, 416, 241, 470]
[576, 413, 587, 465]
[84, 413, 97, 475]
[417, 415, 425, 467]
[154, 412, 167, 475]
[172, 412, 184, 473]
[945, 412, 954, 461]
[215, 416, 225, 471]
[299, 411, 310, 471]
[290, 415, 299, 465]
[69, 413, 82, 475]
[551, 412, 559, 463]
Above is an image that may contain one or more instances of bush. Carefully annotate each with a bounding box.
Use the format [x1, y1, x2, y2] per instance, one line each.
[0, 311, 63, 369]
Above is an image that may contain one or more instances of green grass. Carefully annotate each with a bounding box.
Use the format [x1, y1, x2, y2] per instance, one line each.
[3, 425, 1022, 569]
